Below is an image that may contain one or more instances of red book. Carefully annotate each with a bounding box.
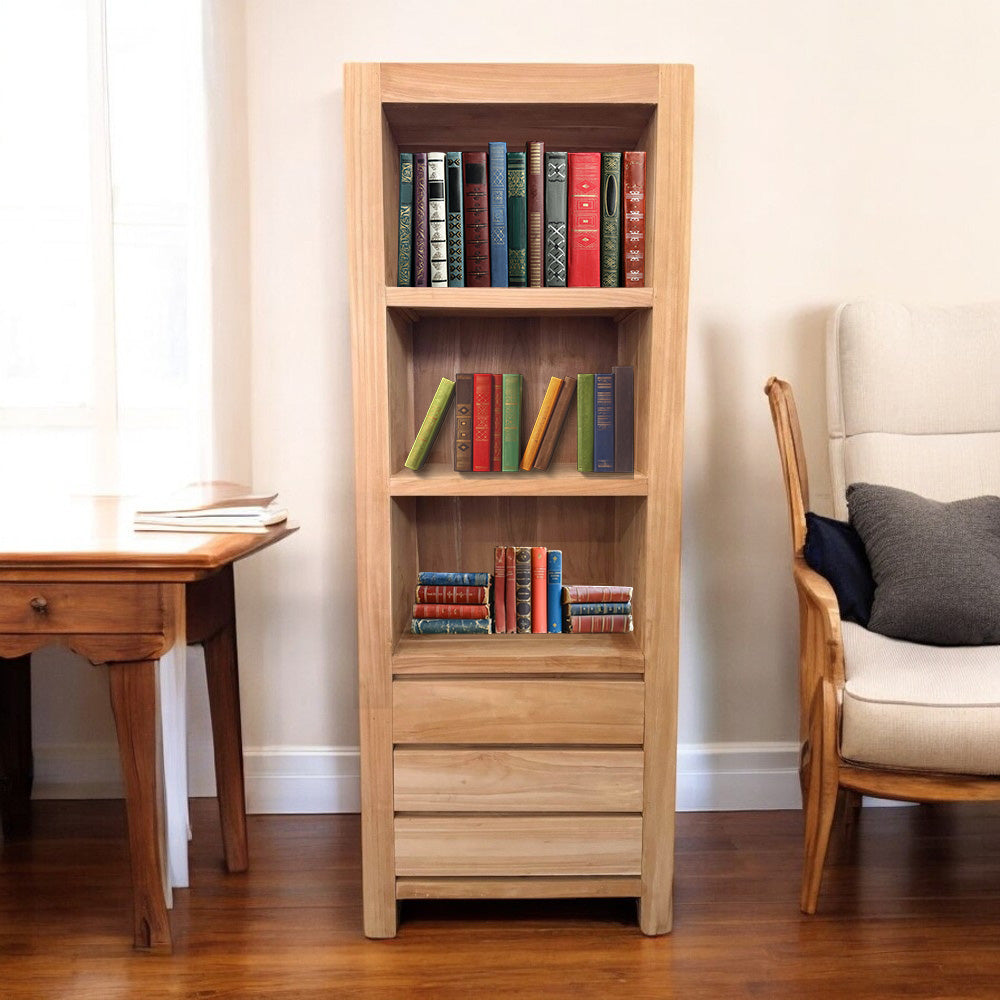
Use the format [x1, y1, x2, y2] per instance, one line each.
[413, 604, 490, 619]
[526, 140, 545, 287]
[562, 584, 633, 604]
[567, 152, 601, 287]
[569, 614, 633, 634]
[531, 547, 547, 633]
[493, 545, 506, 634]
[491, 374, 503, 471]
[463, 151, 490, 287]
[504, 546, 516, 634]
[415, 585, 489, 604]
[623, 152, 646, 287]
[472, 373, 493, 472]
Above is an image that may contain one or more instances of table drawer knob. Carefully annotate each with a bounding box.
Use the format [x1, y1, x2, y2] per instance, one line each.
[29, 596, 48, 614]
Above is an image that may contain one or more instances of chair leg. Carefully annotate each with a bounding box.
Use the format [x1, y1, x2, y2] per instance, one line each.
[800, 680, 839, 914]
[0, 655, 33, 838]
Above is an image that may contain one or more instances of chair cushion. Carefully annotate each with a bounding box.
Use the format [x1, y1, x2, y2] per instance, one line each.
[803, 512, 874, 626]
[841, 622, 1000, 775]
[847, 483, 1000, 645]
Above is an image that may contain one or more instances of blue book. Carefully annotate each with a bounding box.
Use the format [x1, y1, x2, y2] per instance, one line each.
[417, 571, 491, 587]
[488, 141, 508, 287]
[411, 618, 492, 635]
[445, 152, 465, 287]
[546, 549, 563, 633]
[569, 602, 633, 616]
[593, 372, 615, 472]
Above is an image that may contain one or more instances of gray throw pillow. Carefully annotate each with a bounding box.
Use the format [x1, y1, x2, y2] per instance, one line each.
[847, 483, 1000, 646]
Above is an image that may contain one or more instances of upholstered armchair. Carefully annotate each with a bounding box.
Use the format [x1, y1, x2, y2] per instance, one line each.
[766, 301, 1000, 914]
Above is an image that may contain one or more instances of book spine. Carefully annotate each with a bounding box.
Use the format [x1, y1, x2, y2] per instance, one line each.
[488, 141, 508, 287]
[397, 153, 413, 286]
[504, 545, 516, 634]
[622, 151, 646, 287]
[417, 571, 491, 587]
[404, 376, 455, 471]
[491, 374, 503, 471]
[411, 619, 492, 635]
[569, 602, 632, 616]
[416, 585, 489, 604]
[445, 151, 465, 287]
[544, 151, 567, 287]
[501, 373, 522, 472]
[506, 151, 527, 288]
[427, 152, 447, 287]
[593, 372, 615, 472]
[526, 140, 544, 288]
[546, 549, 563, 633]
[413, 152, 429, 287]
[453, 373, 473, 471]
[576, 373, 595, 472]
[561, 585, 633, 603]
[472, 373, 493, 472]
[568, 614, 633, 634]
[530, 546, 547, 633]
[533, 375, 576, 471]
[463, 152, 490, 287]
[520, 376, 563, 471]
[413, 604, 491, 619]
[493, 545, 506, 634]
[600, 152, 622, 287]
[515, 547, 532, 634]
[567, 152, 601, 287]
[612, 365, 634, 474]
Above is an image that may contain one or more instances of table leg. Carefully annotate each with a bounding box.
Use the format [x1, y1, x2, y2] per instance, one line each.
[0, 654, 32, 838]
[108, 659, 171, 952]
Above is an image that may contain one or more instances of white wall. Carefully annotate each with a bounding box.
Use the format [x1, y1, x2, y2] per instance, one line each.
[34, 0, 1000, 810]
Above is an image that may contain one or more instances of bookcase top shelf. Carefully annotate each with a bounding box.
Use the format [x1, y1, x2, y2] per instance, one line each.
[389, 466, 649, 497]
[386, 287, 653, 320]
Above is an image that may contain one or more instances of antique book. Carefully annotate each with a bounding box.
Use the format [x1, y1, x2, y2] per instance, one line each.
[415, 584, 489, 604]
[526, 140, 545, 287]
[566, 614, 633, 634]
[622, 151, 646, 287]
[404, 376, 455, 471]
[593, 372, 615, 472]
[504, 545, 516, 634]
[493, 545, 506, 634]
[472, 373, 493, 472]
[531, 546, 547, 633]
[561, 584, 634, 603]
[463, 152, 490, 287]
[533, 375, 576, 471]
[427, 152, 447, 287]
[568, 601, 632, 616]
[397, 152, 413, 286]
[520, 376, 563, 471]
[413, 152, 429, 286]
[506, 151, 527, 288]
[544, 151, 567, 287]
[567, 152, 600, 287]
[600, 152, 622, 287]
[576, 373, 595, 472]
[491, 373, 503, 471]
[445, 151, 465, 287]
[412, 604, 491, 619]
[488, 141, 508, 287]
[612, 364, 634, 474]
[501, 373, 522, 472]
[453, 372, 473, 471]
[546, 549, 563, 633]
[411, 618, 492, 635]
[515, 546, 532, 634]
[417, 571, 491, 586]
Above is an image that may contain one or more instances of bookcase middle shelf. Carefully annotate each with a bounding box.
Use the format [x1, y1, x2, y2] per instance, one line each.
[388, 465, 648, 497]
[385, 286, 653, 319]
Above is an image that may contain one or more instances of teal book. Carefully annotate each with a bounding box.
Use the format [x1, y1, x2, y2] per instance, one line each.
[445, 151, 465, 287]
[546, 549, 563, 633]
[506, 151, 527, 287]
[501, 373, 522, 472]
[593, 372, 615, 472]
[577, 373, 595, 471]
[488, 141, 508, 287]
[600, 152, 622, 287]
[568, 602, 632, 616]
[397, 152, 413, 286]
[417, 571, 491, 587]
[411, 618, 492, 635]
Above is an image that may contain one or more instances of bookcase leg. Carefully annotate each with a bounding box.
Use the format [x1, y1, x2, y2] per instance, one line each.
[638, 887, 674, 936]
[0, 654, 32, 838]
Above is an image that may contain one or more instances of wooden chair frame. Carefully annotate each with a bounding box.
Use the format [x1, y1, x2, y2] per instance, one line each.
[765, 376, 1000, 914]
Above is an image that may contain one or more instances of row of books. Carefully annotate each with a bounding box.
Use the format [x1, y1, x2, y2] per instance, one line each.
[405, 367, 634, 474]
[397, 146, 646, 289]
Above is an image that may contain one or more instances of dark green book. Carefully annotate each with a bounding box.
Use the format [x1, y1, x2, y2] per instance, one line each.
[600, 152, 622, 287]
[506, 151, 527, 288]
[501, 373, 522, 472]
[577, 373, 595, 471]
[397, 152, 413, 286]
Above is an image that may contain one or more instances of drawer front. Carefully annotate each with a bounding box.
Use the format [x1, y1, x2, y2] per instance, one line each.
[394, 748, 643, 812]
[395, 816, 642, 877]
[0, 583, 164, 634]
[392, 679, 644, 745]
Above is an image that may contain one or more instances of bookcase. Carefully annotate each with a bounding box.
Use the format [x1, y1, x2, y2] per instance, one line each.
[344, 63, 693, 938]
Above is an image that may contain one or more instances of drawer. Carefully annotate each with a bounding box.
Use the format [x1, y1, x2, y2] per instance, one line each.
[394, 748, 643, 812]
[0, 583, 165, 634]
[395, 815, 642, 877]
[392, 679, 644, 744]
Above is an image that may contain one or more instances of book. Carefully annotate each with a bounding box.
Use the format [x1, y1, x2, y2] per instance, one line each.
[135, 482, 278, 516]
[493, 545, 506, 634]
[491, 373, 503, 471]
[546, 549, 563, 633]
[569, 602, 632, 616]
[445, 151, 465, 286]
[411, 618, 492, 635]
[417, 571, 491, 587]
[504, 545, 516, 634]
[533, 375, 576, 471]
[427, 152, 447, 287]
[526, 140, 545, 287]
[593, 372, 615, 472]
[397, 152, 413, 286]
[613, 365, 634, 474]
[472, 373, 493, 472]
[520, 376, 563, 471]
[514, 546, 532, 634]
[404, 376, 455, 471]
[134, 511, 287, 533]
[562, 585, 633, 603]
[566, 614, 633, 634]
[567, 152, 601, 287]
[413, 152, 429, 287]
[576, 373, 595, 472]
[531, 546, 547, 633]
[622, 151, 646, 287]
[413, 604, 491, 619]
[501, 373, 522, 472]
[544, 150, 567, 287]
[453, 373, 473, 472]
[600, 152, 622, 287]
[488, 141, 508, 287]
[506, 151, 527, 288]
[416, 584, 488, 604]
[463, 152, 490, 287]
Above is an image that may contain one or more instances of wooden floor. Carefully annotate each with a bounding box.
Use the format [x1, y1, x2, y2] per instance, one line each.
[3, 800, 1000, 999]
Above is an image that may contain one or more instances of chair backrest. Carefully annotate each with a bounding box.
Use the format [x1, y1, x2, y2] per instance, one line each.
[765, 376, 809, 557]
[827, 302, 1000, 521]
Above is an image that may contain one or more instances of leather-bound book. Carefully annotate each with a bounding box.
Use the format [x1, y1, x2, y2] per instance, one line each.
[504, 545, 516, 634]
[453, 372, 473, 471]
[413, 152, 429, 287]
[520, 376, 563, 471]
[491, 373, 503, 471]
[561, 584, 633, 603]
[622, 151, 646, 287]
[567, 152, 600, 287]
[463, 152, 490, 287]
[506, 151, 527, 287]
[531, 547, 547, 633]
[515, 546, 532, 633]
[501, 373, 522, 472]
[493, 545, 506, 634]
[488, 141, 508, 287]
[593, 372, 615, 472]
[612, 364, 634, 473]
[413, 603, 491, 619]
[411, 618, 492, 635]
[526, 140, 545, 287]
[567, 614, 633, 634]
[397, 153, 413, 286]
[472, 373, 493, 472]
[427, 152, 447, 287]
[445, 152, 465, 286]
[544, 151, 567, 287]
[533, 375, 576, 471]
[415, 584, 489, 604]
[600, 152, 622, 287]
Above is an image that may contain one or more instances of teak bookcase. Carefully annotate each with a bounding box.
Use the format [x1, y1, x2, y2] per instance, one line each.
[344, 63, 693, 938]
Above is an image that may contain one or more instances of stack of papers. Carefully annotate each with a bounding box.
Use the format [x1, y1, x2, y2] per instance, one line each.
[134, 482, 289, 533]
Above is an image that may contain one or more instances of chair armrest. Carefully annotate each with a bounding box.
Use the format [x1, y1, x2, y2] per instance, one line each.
[792, 556, 846, 691]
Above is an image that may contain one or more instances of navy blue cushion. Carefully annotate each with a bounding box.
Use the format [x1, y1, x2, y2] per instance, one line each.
[803, 511, 875, 626]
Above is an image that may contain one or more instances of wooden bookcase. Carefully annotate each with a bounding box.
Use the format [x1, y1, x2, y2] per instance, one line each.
[344, 63, 693, 938]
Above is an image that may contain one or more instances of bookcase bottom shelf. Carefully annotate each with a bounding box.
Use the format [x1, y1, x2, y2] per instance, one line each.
[396, 876, 642, 900]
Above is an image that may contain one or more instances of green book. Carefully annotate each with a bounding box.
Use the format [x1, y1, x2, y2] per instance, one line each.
[600, 152, 622, 287]
[404, 377, 455, 471]
[577, 373, 595, 471]
[506, 151, 527, 287]
[501, 373, 523, 472]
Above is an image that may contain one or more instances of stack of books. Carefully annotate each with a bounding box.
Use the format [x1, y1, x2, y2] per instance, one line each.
[562, 585, 634, 633]
[412, 571, 493, 634]
[133, 482, 288, 533]
[397, 146, 646, 289]
[577, 366, 634, 473]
